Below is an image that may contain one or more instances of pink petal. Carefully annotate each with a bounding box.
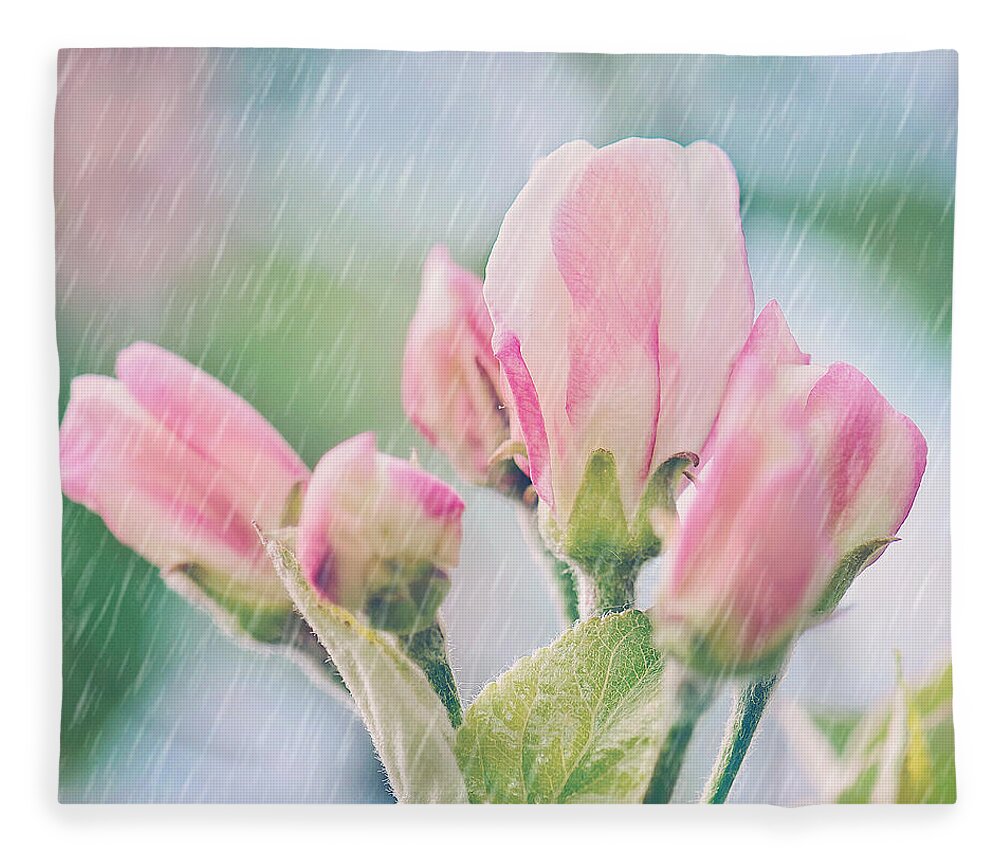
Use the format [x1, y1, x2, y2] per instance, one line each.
[494, 332, 553, 507]
[59, 375, 270, 585]
[702, 300, 812, 464]
[116, 342, 309, 526]
[297, 432, 378, 605]
[386, 456, 466, 523]
[649, 141, 755, 472]
[550, 139, 666, 492]
[484, 140, 596, 517]
[806, 362, 928, 550]
[402, 247, 506, 483]
[382, 456, 464, 568]
[739, 300, 811, 368]
[664, 359, 833, 662]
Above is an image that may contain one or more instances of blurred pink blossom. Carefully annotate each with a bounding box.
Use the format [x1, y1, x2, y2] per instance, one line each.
[55, 49, 220, 294]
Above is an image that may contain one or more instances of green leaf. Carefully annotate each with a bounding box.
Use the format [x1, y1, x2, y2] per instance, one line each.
[456, 610, 666, 803]
[897, 684, 934, 803]
[261, 531, 468, 803]
[164, 564, 294, 643]
[898, 665, 956, 804]
[917, 719, 957, 804]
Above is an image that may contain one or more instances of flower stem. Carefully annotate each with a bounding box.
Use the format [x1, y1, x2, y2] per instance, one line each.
[550, 556, 580, 624]
[701, 671, 781, 803]
[398, 620, 463, 728]
[643, 671, 717, 803]
[516, 505, 580, 625]
[575, 563, 638, 618]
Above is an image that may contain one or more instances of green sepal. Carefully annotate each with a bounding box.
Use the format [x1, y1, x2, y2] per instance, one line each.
[812, 536, 899, 617]
[630, 453, 699, 559]
[165, 563, 296, 644]
[897, 664, 956, 804]
[563, 449, 630, 568]
[664, 624, 793, 680]
[560, 449, 696, 612]
[456, 610, 667, 803]
[364, 560, 450, 634]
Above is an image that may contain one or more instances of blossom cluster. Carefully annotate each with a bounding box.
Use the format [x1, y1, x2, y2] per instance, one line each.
[59, 138, 928, 802]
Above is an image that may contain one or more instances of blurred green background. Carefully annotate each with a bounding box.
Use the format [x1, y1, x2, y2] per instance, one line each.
[56, 49, 955, 802]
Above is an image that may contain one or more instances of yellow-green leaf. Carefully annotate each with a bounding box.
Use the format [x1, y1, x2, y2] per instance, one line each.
[456, 610, 666, 803]
[262, 531, 467, 803]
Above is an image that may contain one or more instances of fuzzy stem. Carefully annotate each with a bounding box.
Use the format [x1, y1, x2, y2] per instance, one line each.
[515, 505, 580, 625]
[597, 569, 636, 614]
[576, 561, 637, 617]
[644, 670, 717, 803]
[574, 570, 597, 619]
[398, 620, 463, 728]
[550, 556, 580, 624]
[701, 671, 782, 803]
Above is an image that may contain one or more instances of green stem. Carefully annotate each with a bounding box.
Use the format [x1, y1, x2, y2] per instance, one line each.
[551, 556, 580, 624]
[516, 506, 580, 625]
[701, 672, 781, 803]
[597, 568, 636, 614]
[644, 671, 717, 803]
[575, 562, 638, 618]
[398, 621, 463, 728]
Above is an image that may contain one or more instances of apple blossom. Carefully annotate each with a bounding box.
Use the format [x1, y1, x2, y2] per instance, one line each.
[655, 354, 835, 675]
[483, 138, 754, 595]
[59, 342, 310, 632]
[402, 246, 512, 487]
[297, 432, 465, 633]
[655, 301, 928, 674]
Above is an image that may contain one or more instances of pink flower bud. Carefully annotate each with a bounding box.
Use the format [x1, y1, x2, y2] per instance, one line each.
[483, 138, 754, 527]
[806, 362, 928, 558]
[59, 343, 309, 609]
[655, 357, 835, 675]
[655, 302, 928, 673]
[297, 432, 465, 631]
[726, 302, 928, 557]
[402, 247, 508, 484]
